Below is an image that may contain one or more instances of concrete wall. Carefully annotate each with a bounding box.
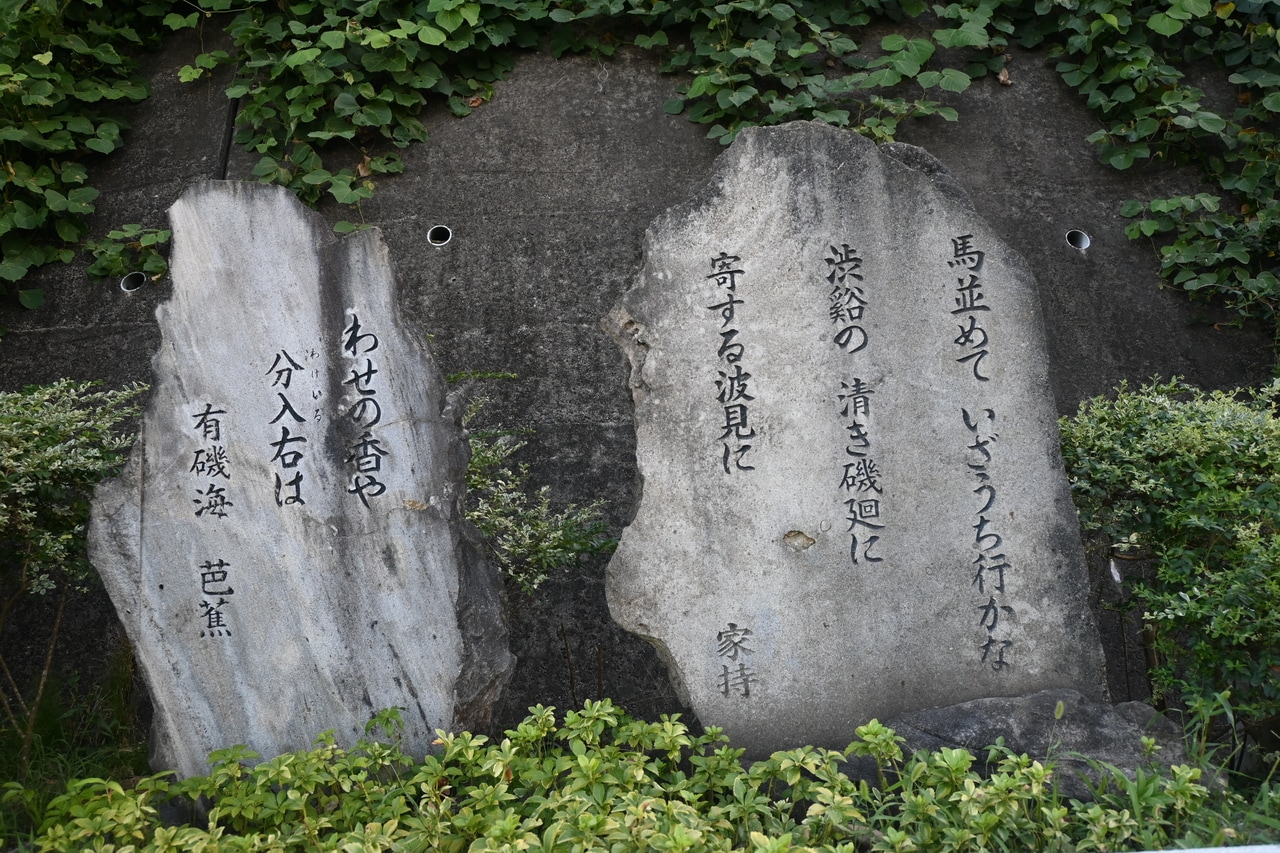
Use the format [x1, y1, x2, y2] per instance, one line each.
[2, 32, 1270, 738]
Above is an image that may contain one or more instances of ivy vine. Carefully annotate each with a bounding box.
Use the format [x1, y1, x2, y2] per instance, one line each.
[4, 0, 1280, 356]
[1011, 0, 1280, 341]
[0, 0, 171, 308]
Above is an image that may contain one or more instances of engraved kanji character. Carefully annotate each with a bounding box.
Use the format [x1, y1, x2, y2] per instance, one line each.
[193, 484, 233, 519]
[829, 293, 867, 325]
[191, 404, 226, 441]
[838, 379, 874, 418]
[199, 559, 233, 596]
[269, 425, 307, 468]
[347, 431, 389, 473]
[720, 403, 755, 441]
[190, 445, 231, 479]
[269, 392, 306, 425]
[708, 252, 744, 290]
[847, 498, 884, 526]
[950, 235, 985, 272]
[829, 282, 868, 323]
[824, 243, 864, 284]
[841, 458, 883, 493]
[972, 552, 1010, 594]
[952, 275, 989, 314]
[718, 663, 758, 697]
[199, 597, 229, 635]
[716, 623, 754, 660]
[266, 350, 303, 389]
[715, 365, 755, 405]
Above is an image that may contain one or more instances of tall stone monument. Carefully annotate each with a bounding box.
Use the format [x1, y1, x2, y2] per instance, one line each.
[606, 122, 1107, 757]
[90, 182, 513, 778]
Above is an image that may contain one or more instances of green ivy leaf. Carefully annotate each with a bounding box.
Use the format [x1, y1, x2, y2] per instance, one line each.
[17, 288, 44, 309]
[66, 187, 99, 213]
[417, 25, 447, 45]
[164, 12, 199, 29]
[1194, 112, 1226, 133]
[1108, 148, 1135, 169]
[55, 218, 83, 243]
[634, 32, 668, 48]
[43, 189, 69, 212]
[1147, 13, 1184, 35]
[285, 47, 322, 67]
[333, 92, 360, 115]
[437, 8, 466, 30]
[881, 33, 908, 51]
[939, 68, 971, 93]
[0, 259, 30, 281]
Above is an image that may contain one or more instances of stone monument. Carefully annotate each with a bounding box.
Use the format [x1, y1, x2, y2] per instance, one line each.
[606, 122, 1108, 757]
[90, 182, 513, 778]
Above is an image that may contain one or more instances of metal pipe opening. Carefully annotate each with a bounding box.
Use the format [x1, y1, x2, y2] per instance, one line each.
[427, 225, 452, 247]
[120, 271, 146, 293]
[1066, 229, 1091, 251]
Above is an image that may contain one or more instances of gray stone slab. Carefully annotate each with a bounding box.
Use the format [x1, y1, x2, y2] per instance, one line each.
[606, 121, 1108, 757]
[884, 688, 1185, 801]
[89, 181, 512, 777]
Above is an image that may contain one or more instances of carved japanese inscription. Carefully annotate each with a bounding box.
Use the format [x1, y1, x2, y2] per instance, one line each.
[89, 182, 513, 778]
[606, 122, 1107, 758]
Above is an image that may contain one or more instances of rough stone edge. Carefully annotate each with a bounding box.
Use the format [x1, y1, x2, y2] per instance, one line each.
[88, 181, 516, 763]
[882, 688, 1186, 799]
[603, 122, 1109, 724]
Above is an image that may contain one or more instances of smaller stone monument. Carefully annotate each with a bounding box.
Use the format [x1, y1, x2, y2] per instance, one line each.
[90, 182, 513, 778]
[606, 122, 1108, 757]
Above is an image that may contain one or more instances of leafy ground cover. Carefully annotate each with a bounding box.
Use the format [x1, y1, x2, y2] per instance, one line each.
[1060, 379, 1280, 729]
[8, 700, 1280, 851]
[0, 376, 610, 844]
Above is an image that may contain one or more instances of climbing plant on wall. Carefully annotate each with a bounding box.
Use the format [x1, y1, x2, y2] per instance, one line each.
[0, 0, 173, 308]
[1011, 0, 1280, 342]
[4, 0, 1280, 351]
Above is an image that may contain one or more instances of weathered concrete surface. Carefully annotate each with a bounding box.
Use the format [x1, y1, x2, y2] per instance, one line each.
[1, 34, 1272, 744]
[606, 122, 1107, 757]
[895, 47, 1274, 408]
[89, 182, 512, 777]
